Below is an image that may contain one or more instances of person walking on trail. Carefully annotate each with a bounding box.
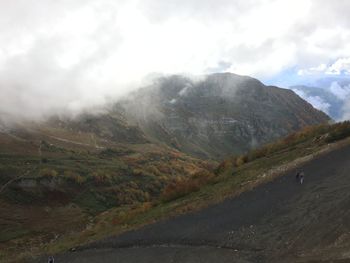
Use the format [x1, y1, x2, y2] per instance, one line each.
[295, 171, 304, 184]
[299, 172, 305, 185]
[48, 256, 54, 263]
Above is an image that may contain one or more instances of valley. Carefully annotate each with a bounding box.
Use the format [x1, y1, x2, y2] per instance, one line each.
[0, 73, 339, 262]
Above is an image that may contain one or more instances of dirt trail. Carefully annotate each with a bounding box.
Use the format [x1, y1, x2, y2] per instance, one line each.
[37, 144, 350, 263]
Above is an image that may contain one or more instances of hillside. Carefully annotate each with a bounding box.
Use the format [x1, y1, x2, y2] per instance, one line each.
[0, 73, 333, 262]
[0, 121, 215, 261]
[55, 140, 350, 263]
[28, 121, 350, 263]
[121, 73, 330, 159]
[0, 120, 348, 262]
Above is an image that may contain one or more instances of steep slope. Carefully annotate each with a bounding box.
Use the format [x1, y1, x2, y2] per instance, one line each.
[0, 72, 332, 261]
[48, 129, 350, 263]
[0, 121, 215, 258]
[121, 73, 330, 159]
[0, 121, 212, 208]
[46, 128, 350, 263]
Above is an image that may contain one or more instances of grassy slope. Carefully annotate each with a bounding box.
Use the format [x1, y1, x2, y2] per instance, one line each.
[0, 125, 215, 262]
[3, 122, 350, 262]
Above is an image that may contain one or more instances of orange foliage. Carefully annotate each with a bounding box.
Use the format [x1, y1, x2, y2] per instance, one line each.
[217, 122, 350, 175]
[161, 171, 215, 202]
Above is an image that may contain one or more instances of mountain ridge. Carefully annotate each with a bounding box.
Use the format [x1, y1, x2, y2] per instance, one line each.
[0, 72, 334, 262]
[119, 73, 330, 159]
[0, 73, 331, 160]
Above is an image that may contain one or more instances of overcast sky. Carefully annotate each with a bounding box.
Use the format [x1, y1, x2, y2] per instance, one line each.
[1, 0, 350, 120]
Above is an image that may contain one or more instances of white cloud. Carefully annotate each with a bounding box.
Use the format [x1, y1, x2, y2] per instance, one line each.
[329, 81, 350, 99]
[342, 100, 350, 121]
[298, 58, 350, 76]
[326, 58, 350, 75]
[306, 96, 331, 114]
[1, 0, 350, 120]
[297, 64, 327, 75]
[292, 89, 331, 114]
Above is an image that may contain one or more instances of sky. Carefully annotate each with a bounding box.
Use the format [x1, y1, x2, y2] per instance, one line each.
[1, 0, 350, 121]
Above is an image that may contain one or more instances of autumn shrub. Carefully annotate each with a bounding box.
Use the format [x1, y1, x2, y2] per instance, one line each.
[156, 163, 173, 175]
[146, 165, 163, 177]
[326, 121, 350, 143]
[215, 159, 232, 174]
[63, 170, 86, 184]
[244, 124, 333, 164]
[217, 122, 350, 176]
[161, 177, 199, 202]
[235, 155, 248, 167]
[115, 189, 150, 205]
[90, 170, 113, 185]
[111, 202, 154, 225]
[161, 171, 216, 202]
[39, 168, 58, 177]
[247, 147, 269, 162]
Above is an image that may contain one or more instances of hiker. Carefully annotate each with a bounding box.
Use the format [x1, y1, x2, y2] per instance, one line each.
[295, 171, 301, 181]
[48, 256, 54, 263]
[299, 172, 304, 185]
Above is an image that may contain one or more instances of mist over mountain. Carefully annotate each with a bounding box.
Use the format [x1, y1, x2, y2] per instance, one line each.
[115, 73, 330, 158]
[2, 0, 350, 123]
[291, 77, 350, 121]
[0, 73, 330, 160]
[3, 1, 350, 262]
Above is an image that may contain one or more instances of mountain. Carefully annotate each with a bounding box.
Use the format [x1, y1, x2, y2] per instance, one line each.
[120, 73, 330, 159]
[0, 72, 331, 261]
[9, 73, 329, 161]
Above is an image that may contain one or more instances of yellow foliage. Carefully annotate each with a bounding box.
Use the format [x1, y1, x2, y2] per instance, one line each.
[235, 155, 247, 167]
[63, 170, 86, 184]
[39, 168, 58, 177]
[161, 171, 216, 202]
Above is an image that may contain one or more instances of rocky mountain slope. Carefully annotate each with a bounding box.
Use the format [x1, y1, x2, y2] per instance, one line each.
[29, 121, 350, 263]
[2, 73, 329, 161]
[120, 73, 330, 159]
[0, 72, 332, 261]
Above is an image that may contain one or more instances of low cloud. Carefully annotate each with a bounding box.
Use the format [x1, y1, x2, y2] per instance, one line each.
[292, 89, 331, 114]
[327, 81, 350, 120]
[342, 100, 350, 121]
[298, 58, 350, 76]
[1, 0, 350, 121]
[205, 61, 232, 74]
[306, 96, 331, 115]
[329, 81, 350, 99]
[293, 81, 350, 121]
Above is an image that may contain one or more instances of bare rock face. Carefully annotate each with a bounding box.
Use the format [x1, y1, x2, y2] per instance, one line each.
[120, 73, 330, 159]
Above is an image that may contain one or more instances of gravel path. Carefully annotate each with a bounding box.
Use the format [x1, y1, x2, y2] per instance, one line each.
[37, 144, 350, 263]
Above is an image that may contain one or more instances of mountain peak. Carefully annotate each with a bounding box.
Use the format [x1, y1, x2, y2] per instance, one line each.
[121, 73, 330, 159]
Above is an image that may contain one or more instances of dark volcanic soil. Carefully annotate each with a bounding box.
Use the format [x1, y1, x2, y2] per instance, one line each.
[37, 144, 350, 262]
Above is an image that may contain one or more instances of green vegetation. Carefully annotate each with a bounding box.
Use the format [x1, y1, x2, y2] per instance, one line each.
[160, 170, 216, 202]
[2, 121, 350, 262]
[0, 126, 214, 262]
[0, 144, 211, 209]
[225, 121, 350, 168]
